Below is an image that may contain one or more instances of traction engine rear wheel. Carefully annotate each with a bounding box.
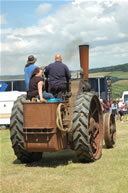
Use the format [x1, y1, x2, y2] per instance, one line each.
[10, 95, 42, 163]
[103, 113, 116, 148]
[72, 92, 103, 162]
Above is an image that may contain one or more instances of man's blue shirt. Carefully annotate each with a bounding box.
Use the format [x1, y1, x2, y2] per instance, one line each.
[24, 64, 37, 91]
[44, 61, 71, 86]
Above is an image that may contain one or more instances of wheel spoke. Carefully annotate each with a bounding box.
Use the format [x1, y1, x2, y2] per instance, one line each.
[89, 120, 100, 154]
[90, 108, 97, 118]
[93, 127, 99, 139]
[89, 117, 95, 133]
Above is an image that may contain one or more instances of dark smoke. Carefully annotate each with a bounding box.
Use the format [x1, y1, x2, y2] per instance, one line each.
[63, 37, 83, 61]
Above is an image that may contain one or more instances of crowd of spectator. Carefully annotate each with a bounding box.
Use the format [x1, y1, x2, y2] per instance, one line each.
[111, 98, 128, 121]
[100, 98, 128, 122]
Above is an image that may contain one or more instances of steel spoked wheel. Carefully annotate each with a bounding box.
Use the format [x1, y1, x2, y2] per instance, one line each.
[10, 95, 42, 163]
[72, 92, 103, 162]
[104, 113, 116, 148]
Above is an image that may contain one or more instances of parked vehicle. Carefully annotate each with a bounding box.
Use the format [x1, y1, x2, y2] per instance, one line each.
[121, 91, 128, 114]
[0, 79, 26, 125]
[122, 91, 128, 103]
[0, 91, 26, 125]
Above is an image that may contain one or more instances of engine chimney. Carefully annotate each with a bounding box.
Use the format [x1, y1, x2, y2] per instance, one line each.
[79, 44, 89, 80]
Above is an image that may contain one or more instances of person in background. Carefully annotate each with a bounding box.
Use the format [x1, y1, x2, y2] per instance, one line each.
[111, 100, 118, 119]
[44, 53, 71, 99]
[116, 98, 120, 120]
[100, 99, 104, 113]
[124, 99, 128, 120]
[118, 98, 125, 121]
[103, 99, 107, 113]
[24, 55, 38, 91]
[27, 67, 54, 102]
[125, 99, 128, 110]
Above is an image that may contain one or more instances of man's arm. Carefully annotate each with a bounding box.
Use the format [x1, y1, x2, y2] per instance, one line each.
[65, 65, 71, 81]
[64, 65, 72, 96]
[44, 66, 49, 78]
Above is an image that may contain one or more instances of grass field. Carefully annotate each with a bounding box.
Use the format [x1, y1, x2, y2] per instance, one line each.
[0, 118, 128, 193]
[89, 72, 110, 77]
[89, 71, 128, 79]
[113, 80, 128, 85]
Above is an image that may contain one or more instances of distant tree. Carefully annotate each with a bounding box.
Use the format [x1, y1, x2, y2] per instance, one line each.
[89, 63, 128, 73]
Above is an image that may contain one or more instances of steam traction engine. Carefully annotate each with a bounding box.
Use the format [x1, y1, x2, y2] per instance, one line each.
[9, 45, 116, 163]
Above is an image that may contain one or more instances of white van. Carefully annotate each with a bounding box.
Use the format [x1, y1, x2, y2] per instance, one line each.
[0, 91, 26, 125]
[122, 91, 128, 103]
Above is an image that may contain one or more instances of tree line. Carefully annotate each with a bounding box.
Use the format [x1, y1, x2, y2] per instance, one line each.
[89, 63, 128, 73]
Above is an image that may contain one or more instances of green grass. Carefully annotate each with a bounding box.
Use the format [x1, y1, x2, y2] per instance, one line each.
[89, 71, 128, 79]
[1, 119, 128, 193]
[112, 84, 128, 99]
[89, 72, 110, 77]
[109, 71, 128, 79]
[114, 80, 128, 85]
[112, 80, 128, 99]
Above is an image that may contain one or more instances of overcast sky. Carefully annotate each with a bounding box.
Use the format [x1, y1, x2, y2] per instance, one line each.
[0, 0, 128, 75]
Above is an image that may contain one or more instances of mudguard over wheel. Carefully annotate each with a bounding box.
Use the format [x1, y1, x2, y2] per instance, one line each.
[72, 92, 103, 162]
[103, 113, 116, 148]
[10, 95, 42, 163]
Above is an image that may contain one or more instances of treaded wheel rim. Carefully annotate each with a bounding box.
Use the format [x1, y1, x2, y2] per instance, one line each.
[88, 95, 103, 159]
[109, 113, 116, 146]
[104, 113, 116, 148]
[10, 95, 42, 163]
